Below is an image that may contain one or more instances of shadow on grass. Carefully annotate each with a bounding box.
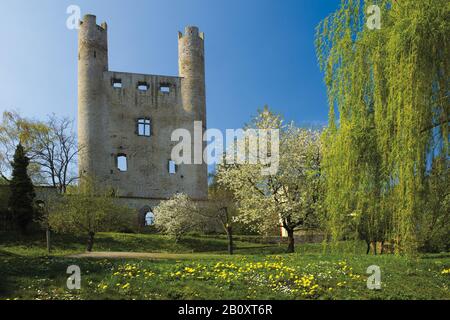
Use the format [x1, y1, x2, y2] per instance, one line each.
[0, 249, 21, 257]
[0, 231, 281, 255]
[421, 253, 450, 259]
[0, 253, 117, 299]
[0, 232, 86, 253]
[93, 234, 283, 254]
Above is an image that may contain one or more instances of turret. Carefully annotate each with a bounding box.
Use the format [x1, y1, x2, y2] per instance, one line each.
[78, 14, 109, 181]
[178, 26, 206, 124]
[178, 26, 207, 199]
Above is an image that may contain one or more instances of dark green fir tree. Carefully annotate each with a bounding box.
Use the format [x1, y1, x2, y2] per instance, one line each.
[8, 144, 35, 234]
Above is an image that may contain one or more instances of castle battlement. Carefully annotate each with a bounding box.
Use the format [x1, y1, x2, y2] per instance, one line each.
[178, 26, 204, 40]
[79, 14, 107, 31]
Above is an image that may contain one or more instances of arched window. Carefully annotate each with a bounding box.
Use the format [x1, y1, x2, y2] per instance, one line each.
[145, 211, 155, 226]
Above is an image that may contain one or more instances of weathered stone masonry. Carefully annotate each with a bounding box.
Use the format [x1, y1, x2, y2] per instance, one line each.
[77, 14, 208, 221]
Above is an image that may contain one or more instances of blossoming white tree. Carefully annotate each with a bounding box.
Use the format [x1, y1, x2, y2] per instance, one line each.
[154, 193, 203, 243]
[217, 108, 322, 253]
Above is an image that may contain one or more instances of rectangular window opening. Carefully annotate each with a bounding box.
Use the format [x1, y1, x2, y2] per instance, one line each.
[117, 154, 128, 172]
[112, 78, 122, 89]
[137, 82, 149, 91]
[168, 160, 177, 175]
[160, 85, 170, 93]
[138, 118, 151, 137]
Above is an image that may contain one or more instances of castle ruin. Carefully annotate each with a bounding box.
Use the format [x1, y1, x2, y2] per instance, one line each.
[77, 15, 208, 224]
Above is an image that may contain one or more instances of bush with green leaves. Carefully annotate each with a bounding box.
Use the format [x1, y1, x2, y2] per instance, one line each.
[48, 177, 134, 252]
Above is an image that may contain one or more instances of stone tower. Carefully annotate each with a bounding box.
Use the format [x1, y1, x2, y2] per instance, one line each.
[178, 26, 208, 199]
[178, 26, 206, 122]
[77, 15, 208, 217]
[78, 15, 110, 183]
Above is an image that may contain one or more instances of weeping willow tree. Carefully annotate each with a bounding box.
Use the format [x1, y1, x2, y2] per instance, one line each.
[316, 0, 449, 254]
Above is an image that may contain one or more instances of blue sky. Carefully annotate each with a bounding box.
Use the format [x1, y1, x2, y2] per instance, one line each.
[0, 0, 339, 132]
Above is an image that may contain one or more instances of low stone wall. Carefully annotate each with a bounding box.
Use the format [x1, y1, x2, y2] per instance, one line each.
[0, 185, 58, 212]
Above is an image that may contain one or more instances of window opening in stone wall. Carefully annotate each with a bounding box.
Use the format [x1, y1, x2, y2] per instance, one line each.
[112, 78, 122, 88]
[138, 118, 151, 137]
[168, 160, 177, 174]
[137, 82, 149, 91]
[117, 154, 128, 172]
[160, 85, 170, 93]
[145, 211, 155, 226]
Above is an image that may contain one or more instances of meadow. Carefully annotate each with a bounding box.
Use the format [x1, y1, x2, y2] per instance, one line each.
[0, 232, 449, 300]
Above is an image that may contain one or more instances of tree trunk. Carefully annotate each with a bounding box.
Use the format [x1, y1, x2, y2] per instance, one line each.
[366, 241, 371, 255]
[46, 228, 51, 253]
[373, 242, 377, 255]
[86, 232, 95, 252]
[380, 241, 385, 255]
[226, 226, 233, 255]
[287, 229, 295, 253]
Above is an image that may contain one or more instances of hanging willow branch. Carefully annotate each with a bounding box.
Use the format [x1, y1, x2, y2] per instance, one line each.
[316, 0, 449, 254]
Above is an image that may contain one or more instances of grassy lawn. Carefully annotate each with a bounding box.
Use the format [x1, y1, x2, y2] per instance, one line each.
[0, 231, 449, 300]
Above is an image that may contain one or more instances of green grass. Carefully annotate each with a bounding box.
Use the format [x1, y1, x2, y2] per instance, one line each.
[0, 231, 449, 300]
[0, 231, 286, 257]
